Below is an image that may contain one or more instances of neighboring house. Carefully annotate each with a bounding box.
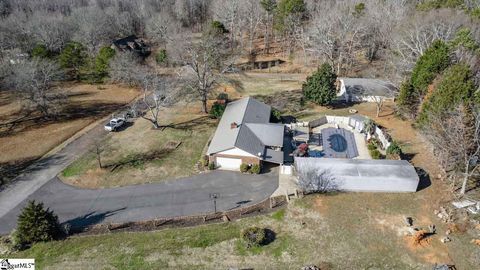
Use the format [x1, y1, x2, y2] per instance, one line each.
[207, 97, 285, 170]
[111, 35, 151, 57]
[295, 158, 420, 192]
[337, 78, 397, 102]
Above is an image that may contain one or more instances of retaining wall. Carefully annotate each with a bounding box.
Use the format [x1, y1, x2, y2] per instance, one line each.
[74, 196, 288, 236]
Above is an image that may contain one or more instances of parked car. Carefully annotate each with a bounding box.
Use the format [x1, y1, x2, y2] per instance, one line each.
[104, 117, 126, 132]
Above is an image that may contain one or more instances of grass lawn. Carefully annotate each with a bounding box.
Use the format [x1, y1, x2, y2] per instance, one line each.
[60, 105, 216, 188]
[0, 84, 139, 187]
[223, 72, 304, 98]
[4, 193, 478, 269]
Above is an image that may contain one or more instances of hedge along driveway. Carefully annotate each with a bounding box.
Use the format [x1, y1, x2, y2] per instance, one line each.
[0, 170, 278, 235]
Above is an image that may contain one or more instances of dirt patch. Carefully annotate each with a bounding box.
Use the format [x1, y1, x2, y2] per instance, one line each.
[313, 197, 328, 215]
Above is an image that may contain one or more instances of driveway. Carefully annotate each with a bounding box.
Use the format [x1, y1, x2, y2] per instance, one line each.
[0, 118, 278, 235]
[0, 170, 277, 234]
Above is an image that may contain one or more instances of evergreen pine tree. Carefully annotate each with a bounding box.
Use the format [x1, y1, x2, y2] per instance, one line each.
[302, 63, 337, 106]
[397, 80, 418, 119]
[59, 42, 88, 80]
[16, 200, 60, 248]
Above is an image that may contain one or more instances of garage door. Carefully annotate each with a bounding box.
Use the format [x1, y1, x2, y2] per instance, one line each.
[216, 157, 242, 170]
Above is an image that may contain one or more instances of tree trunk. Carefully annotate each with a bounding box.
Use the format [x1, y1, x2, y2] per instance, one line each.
[201, 97, 208, 114]
[264, 13, 270, 54]
[96, 147, 103, 169]
[460, 165, 469, 194]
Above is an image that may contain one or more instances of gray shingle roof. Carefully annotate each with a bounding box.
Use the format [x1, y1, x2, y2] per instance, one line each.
[207, 97, 284, 162]
[246, 123, 284, 147]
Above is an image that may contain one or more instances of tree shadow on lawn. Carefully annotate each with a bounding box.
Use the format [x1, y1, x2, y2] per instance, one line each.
[0, 101, 126, 137]
[62, 207, 127, 233]
[328, 100, 362, 109]
[159, 116, 216, 131]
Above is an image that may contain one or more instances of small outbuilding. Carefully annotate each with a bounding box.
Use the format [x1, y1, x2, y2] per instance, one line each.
[294, 157, 419, 192]
[337, 78, 396, 103]
[111, 35, 151, 57]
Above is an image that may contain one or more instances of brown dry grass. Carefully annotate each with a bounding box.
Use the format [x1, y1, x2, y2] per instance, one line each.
[299, 102, 466, 266]
[0, 84, 139, 164]
[60, 102, 216, 188]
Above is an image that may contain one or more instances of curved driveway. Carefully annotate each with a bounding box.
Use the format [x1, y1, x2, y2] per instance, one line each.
[0, 119, 278, 234]
[0, 171, 277, 234]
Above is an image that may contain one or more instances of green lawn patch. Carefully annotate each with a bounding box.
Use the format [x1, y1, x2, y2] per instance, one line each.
[61, 152, 95, 178]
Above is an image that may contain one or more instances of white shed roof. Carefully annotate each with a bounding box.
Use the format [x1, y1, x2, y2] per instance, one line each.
[295, 158, 419, 192]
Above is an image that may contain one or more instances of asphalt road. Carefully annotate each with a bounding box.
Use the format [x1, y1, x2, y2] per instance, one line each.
[0, 123, 106, 219]
[0, 171, 277, 234]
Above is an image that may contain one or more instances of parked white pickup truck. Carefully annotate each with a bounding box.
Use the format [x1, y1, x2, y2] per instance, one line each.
[104, 117, 126, 132]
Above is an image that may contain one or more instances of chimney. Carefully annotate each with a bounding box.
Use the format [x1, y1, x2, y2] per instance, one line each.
[230, 122, 238, 129]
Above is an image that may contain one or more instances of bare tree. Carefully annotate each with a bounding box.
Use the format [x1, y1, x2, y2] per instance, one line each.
[392, 10, 463, 74]
[260, 0, 276, 55]
[28, 12, 74, 53]
[372, 84, 397, 117]
[7, 58, 64, 118]
[109, 52, 146, 86]
[93, 139, 105, 169]
[307, 3, 363, 75]
[297, 167, 338, 193]
[178, 34, 234, 113]
[423, 104, 480, 195]
[140, 74, 178, 128]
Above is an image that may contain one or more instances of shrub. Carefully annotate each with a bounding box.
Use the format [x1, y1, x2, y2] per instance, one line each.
[210, 102, 226, 119]
[302, 63, 337, 106]
[240, 163, 250, 173]
[217, 92, 228, 101]
[270, 107, 282, 123]
[250, 164, 261, 174]
[241, 227, 266, 248]
[386, 141, 402, 156]
[155, 49, 167, 64]
[15, 200, 61, 249]
[200, 158, 209, 167]
[31, 44, 51, 59]
[209, 20, 229, 35]
[367, 142, 377, 151]
[363, 119, 376, 135]
[370, 149, 382, 159]
[208, 162, 215, 170]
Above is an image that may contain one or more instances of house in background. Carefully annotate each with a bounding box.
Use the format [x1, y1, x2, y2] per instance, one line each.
[207, 97, 285, 170]
[111, 35, 151, 57]
[337, 78, 397, 103]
